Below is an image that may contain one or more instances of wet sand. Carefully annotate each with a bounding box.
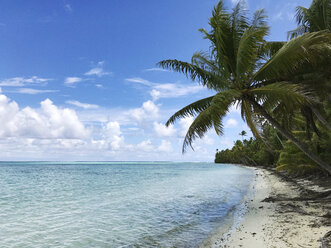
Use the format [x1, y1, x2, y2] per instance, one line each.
[204, 167, 331, 248]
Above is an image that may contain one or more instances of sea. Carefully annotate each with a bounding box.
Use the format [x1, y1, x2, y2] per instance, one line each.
[0, 161, 255, 248]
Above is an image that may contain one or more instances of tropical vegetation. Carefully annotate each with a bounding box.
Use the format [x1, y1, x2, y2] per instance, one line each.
[158, 0, 331, 175]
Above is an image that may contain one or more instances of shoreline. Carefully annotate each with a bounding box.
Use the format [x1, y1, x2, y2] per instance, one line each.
[204, 166, 330, 248]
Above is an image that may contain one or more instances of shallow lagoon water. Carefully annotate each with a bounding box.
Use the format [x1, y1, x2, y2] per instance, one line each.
[0, 162, 254, 247]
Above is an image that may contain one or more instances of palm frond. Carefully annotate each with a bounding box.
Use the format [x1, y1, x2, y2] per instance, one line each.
[165, 96, 214, 126]
[210, 89, 241, 135]
[207, 1, 237, 75]
[158, 59, 230, 90]
[191, 52, 217, 71]
[249, 82, 311, 111]
[253, 31, 331, 82]
[260, 41, 286, 60]
[236, 8, 269, 80]
[241, 99, 262, 139]
[231, 1, 249, 53]
[288, 0, 331, 39]
[182, 106, 214, 153]
[181, 89, 239, 152]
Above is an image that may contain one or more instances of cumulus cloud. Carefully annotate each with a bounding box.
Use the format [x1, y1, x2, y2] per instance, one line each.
[225, 118, 238, 128]
[178, 116, 194, 137]
[102, 121, 125, 150]
[85, 61, 110, 77]
[0, 94, 89, 139]
[200, 134, 214, 145]
[157, 140, 173, 152]
[66, 100, 99, 109]
[130, 100, 159, 123]
[153, 122, 176, 137]
[0, 76, 51, 87]
[136, 139, 154, 152]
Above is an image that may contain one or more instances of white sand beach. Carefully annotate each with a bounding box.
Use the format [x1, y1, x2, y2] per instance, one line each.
[204, 167, 331, 248]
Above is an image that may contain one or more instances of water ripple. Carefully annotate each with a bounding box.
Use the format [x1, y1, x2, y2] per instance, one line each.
[0, 162, 254, 247]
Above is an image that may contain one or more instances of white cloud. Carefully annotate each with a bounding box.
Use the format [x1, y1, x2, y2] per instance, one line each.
[136, 139, 154, 152]
[64, 77, 82, 87]
[0, 76, 51, 87]
[8, 88, 58, 95]
[102, 121, 125, 151]
[150, 89, 161, 100]
[95, 84, 103, 88]
[225, 118, 238, 128]
[130, 100, 159, 123]
[125, 77, 153, 86]
[157, 140, 173, 152]
[179, 116, 194, 137]
[0, 94, 89, 139]
[219, 137, 233, 149]
[152, 83, 203, 101]
[153, 122, 176, 137]
[66, 100, 99, 109]
[200, 134, 214, 145]
[85, 61, 110, 77]
[228, 102, 241, 114]
[0, 93, 232, 161]
[126, 77, 204, 101]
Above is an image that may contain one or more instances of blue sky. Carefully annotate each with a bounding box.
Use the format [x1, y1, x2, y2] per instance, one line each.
[0, 0, 310, 161]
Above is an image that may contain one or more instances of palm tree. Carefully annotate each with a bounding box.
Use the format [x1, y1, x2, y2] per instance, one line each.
[158, 1, 331, 173]
[239, 130, 247, 141]
[288, 0, 331, 132]
[288, 0, 331, 39]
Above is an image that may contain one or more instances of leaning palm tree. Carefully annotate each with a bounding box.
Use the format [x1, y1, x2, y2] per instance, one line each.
[158, 1, 331, 173]
[288, 0, 331, 131]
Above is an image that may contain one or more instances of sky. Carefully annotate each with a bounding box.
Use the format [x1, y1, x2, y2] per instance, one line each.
[0, 0, 311, 161]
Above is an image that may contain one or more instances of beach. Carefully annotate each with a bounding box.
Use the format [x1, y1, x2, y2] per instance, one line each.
[207, 167, 331, 248]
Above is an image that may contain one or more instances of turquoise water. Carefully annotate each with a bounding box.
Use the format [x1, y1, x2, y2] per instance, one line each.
[0, 162, 254, 247]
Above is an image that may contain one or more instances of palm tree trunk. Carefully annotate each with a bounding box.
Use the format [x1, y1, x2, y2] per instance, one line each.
[274, 131, 285, 148]
[249, 99, 331, 174]
[311, 106, 331, 131]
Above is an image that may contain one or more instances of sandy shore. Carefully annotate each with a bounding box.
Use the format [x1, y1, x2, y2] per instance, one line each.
[204, 167, 331, 248]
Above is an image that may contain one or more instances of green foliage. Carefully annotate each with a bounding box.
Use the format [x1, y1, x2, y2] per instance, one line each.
[158, 0, 329, 154]
[215, 124, 283, 166]
[276, 141, 320, 176]
[158, 0, 331, 173]
[215, 120, 331, 176]
[288, 0, 331, 39]
[276, 125, 331, 175]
